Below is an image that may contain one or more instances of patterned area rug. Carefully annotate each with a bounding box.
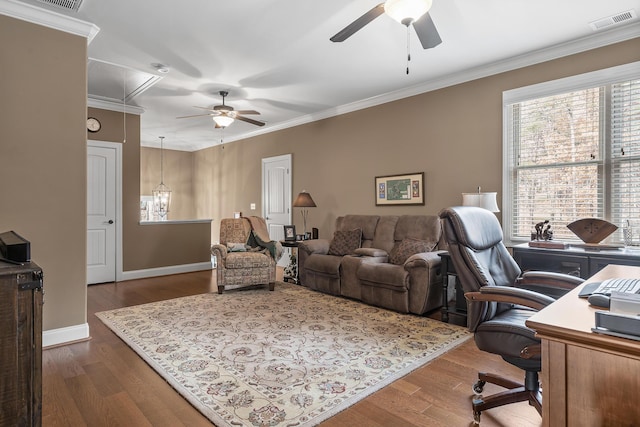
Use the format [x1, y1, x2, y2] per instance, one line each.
[96, 282, 470, 426]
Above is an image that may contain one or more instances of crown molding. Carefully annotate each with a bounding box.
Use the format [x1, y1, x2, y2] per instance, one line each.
[221, 24, 640, 147]
[88, 97, 145, 115]
[0, 0, 99, 43]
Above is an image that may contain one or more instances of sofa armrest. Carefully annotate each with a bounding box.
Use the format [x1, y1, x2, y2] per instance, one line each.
[298, 239, 329, 255]
[404, 250, 444, 270]
[354, 247, 388, 258]
[404, 250, 444, 314]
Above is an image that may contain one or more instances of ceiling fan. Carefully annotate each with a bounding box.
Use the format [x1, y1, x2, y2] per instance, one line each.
[330, 0, 442, 50]
[177, 91, 265, 128]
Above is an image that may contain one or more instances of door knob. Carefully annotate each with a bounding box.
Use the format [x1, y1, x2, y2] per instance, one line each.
[107, 220, 114, 224]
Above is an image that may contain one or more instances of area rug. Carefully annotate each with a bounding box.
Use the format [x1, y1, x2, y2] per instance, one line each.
[96, 282, 470, 426]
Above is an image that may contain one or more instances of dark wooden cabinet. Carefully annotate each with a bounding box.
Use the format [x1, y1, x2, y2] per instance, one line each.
[0, 261, 43, 427]
[512, 243, 640, 279]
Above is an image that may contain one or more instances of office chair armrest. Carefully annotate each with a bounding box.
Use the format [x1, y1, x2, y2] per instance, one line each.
[517, 270, 584, 289]
[520, 344, 541, 359]
[465, 286, 556, 311]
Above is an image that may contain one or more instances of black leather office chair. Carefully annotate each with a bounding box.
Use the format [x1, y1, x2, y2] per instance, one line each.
[438, 206, 583, 424]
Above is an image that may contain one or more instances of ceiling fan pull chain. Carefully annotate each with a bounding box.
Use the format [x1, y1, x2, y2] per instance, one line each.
[406, 25, 411, 75]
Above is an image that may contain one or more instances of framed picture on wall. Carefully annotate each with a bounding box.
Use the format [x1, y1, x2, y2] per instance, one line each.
[284, 225, 296, 241]
[375, 172, 425, 206]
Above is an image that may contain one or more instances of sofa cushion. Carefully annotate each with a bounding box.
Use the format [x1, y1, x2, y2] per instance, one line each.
[305, 254, 342, 276]
[389, 238, 437, 265]
[328, 229, 362, 256]
[358, 262, 409, 290]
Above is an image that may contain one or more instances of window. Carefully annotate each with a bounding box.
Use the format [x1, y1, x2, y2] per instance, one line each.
[503, 62, 640, 244]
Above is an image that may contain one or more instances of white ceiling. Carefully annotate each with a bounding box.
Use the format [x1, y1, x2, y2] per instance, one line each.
[9, 0, 640, 151]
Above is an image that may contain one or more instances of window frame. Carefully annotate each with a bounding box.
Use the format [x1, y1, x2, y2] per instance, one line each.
[502, 61, 640, 246]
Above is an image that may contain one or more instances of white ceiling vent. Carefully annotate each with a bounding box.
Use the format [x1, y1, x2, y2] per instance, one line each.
[589, 10, 637, 31]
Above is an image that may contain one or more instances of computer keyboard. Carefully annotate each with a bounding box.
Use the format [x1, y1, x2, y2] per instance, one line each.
[579, 278, 640, 298]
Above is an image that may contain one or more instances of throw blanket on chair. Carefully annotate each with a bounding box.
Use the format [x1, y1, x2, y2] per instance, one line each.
[246, 216, 283, 261]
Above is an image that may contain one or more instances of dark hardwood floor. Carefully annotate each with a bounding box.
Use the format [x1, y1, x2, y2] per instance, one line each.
[42, 270, 542, 426]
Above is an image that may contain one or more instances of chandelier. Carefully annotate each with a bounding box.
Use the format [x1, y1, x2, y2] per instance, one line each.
[152, 136, 171, 219]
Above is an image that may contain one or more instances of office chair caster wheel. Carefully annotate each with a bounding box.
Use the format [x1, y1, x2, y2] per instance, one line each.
[472, 380, 485, 394]
[473, 411, 481, 425]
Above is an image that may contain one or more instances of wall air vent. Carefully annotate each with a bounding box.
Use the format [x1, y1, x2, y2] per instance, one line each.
[35, 0, 83, 12]
[589, 10, 637, 31]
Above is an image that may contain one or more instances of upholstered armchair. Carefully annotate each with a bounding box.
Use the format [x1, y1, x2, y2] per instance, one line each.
[211, 217, 281, 294]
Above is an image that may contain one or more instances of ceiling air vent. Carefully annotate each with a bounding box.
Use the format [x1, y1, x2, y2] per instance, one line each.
[35, 0, 83, 12]
[589, 10, 637, 31]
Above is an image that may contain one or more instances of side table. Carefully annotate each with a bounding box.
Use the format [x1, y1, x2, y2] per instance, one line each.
[280, 240, 299, 284]
[439, 252, 467, 324]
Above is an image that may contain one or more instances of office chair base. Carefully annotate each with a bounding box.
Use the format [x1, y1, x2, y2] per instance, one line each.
[471, 372, 542, 424]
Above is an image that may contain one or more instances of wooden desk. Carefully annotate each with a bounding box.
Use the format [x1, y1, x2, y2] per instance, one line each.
[526, 264, 640, 426]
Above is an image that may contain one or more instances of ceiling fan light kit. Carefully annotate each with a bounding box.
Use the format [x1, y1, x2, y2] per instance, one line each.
[384, 0, 432, 25]
[213, 115, 234, 128]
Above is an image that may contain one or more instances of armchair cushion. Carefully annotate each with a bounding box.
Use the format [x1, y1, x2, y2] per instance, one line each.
[389, 238, 437, 265]
[225, 251, 272, 269]
[227, 242, 248, 252]
[328, 228, 362, 256]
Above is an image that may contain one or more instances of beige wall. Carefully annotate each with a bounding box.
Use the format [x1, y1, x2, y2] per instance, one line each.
[0, 16, 88, 331]
[88, 108, 211, 271]
[193, 38, 640, 243]
[141, 147, 196, 220]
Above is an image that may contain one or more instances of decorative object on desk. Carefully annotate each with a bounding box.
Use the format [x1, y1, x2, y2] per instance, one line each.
[532, 219, 551, 241]
[567, 218, 618, 244]
[152, 136, 171, 219]
[461, 187, 499, 212]
[283, 225, 296, 241]
[292, 190, 316, 235]
[96, 283, 470, 427]
[375, 172, 424, 206]
[528, 240, 568, 249]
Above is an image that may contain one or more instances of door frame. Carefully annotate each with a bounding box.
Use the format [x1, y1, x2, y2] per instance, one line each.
[87, 140, 123, 282]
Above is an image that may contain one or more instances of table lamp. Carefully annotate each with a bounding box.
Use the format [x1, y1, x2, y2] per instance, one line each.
[462, 187, 500, 212]
[292, 190, 316, 236]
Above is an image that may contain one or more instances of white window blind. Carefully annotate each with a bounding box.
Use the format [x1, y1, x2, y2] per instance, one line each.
[611, 78, 640, 230]
[503, 62, 640, 244]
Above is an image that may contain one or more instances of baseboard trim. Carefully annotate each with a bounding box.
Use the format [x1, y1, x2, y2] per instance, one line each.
[119, 261, 212, 282]
[43, 323, 90, 348]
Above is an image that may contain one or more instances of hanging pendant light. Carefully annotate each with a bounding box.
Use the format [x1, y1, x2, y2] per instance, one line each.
[153, 136, 171, 219]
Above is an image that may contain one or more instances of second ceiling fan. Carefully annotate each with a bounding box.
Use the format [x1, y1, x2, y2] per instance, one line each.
[177, 91, 265, 128]
[330, 0, 442, 50]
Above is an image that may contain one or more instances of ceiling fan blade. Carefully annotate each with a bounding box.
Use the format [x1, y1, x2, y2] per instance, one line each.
[413, 12, 442, 49]
[176, 113, 217, 119]
[235, 110, 261, 115]
[192, 106, 217, 112]
[330, 3, 385, 42]
[236, 115, 265, 127]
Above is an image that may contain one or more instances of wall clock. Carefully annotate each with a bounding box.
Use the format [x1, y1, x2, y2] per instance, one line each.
[87, 117, 101, 133]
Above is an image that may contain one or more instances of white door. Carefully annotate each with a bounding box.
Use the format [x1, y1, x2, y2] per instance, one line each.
[87, 145, 117, 284]
[262, 154, 292, 266]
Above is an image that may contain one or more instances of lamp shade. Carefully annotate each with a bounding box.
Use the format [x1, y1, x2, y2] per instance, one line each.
[293, 191, 316, 208]
[384, 0, 432, 24]
[462, 192, 500, 212]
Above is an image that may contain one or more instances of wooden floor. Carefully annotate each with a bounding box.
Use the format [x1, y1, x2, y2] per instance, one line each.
[42, 270, 542, 427]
